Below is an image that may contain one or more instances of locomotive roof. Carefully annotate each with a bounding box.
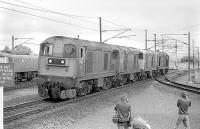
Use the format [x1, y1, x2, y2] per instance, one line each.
[44, 36, 141, 53]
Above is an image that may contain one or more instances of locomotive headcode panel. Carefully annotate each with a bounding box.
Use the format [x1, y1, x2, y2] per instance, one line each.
[0, 63, 14, 87]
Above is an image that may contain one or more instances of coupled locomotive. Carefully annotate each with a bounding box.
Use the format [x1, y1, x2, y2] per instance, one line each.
[37, 36, 169, 99]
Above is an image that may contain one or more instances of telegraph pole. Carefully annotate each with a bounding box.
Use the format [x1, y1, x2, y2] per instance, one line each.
[175, 40, 178, 69]
[188, 32, 191, 81]
[154, 34, 156, 51]
[145, 30, 147, 50]
[198, 46, 199, 72]
[99, 17, 102, 43]
[12, 35, 14, 53]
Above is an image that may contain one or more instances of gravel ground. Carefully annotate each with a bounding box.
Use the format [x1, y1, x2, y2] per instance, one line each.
[174, 73, 200, 87]
[4, 87, 40, 107]
[4, 80, 200, 129]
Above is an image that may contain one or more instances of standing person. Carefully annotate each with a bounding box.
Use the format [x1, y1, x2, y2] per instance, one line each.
[174, 92, 191, 129]
[114, 94, 131, 129]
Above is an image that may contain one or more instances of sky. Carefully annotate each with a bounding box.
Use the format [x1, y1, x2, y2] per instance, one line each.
[0, 0, 200, 59]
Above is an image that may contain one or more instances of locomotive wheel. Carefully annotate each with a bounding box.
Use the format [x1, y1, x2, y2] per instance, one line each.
[134, 74, 138, 82]
[144, 73, 148, 79]
[122, 77, 127, 85]
[77, 82, 88, 96]
[87, 84, 92, 94]
[102, 80, 111, 90]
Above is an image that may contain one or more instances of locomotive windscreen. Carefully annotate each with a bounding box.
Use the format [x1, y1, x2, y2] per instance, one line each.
[64, 44, 77, 58]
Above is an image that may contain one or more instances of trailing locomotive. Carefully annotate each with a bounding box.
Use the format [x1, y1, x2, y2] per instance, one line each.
[37, 36, 169, 99]
[0, 52, 38, 82]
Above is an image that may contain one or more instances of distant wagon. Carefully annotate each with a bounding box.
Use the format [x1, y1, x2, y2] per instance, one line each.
[37, 36, 169, 100]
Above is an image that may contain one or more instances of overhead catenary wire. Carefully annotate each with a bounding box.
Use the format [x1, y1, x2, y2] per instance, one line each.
[0, 0, 103, 27]
[0, 6, 98, 32]
[1, 0, 145, 43]
[1, 0, 126, 31]
[4, 0, 197, 49]
[9, 0, 97, 19]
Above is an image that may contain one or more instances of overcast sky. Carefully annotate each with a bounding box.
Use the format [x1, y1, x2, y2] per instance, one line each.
[0, 0, 200, 58]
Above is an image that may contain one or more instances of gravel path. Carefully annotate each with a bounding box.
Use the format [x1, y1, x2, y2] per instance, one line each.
[4, 80, 200, 129]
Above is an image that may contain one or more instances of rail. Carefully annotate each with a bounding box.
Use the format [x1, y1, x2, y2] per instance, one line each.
[156, 77, 200, 94]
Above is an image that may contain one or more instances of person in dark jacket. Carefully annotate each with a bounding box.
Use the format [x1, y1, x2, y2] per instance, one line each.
[174, 92, 191, 129]
[114, 94, 131, 129]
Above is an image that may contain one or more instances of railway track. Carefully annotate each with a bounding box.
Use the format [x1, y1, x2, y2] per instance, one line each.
[156, 77, 200, 94]
[4, 98, 48, 123]
[4, 81, 36, 92]
[4, 71, 180, 124]
[4, 79, 152, 124]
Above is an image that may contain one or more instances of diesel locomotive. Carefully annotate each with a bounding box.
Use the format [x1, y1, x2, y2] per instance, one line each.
[0, 51, 38, 82]
[37, 36, 169, 99]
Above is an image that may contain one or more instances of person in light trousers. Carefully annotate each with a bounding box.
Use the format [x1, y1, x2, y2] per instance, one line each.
[174, 92, 191, 129]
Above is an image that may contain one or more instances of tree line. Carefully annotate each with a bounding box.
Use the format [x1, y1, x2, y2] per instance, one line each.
[180, 56, 199, 63]
[1, 45, 32, 55]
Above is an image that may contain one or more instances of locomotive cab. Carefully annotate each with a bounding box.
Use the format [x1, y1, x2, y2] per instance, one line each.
[38, 36, 78, 99]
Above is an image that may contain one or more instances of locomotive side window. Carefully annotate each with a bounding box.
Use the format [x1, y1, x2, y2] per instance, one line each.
[151, 57, 154, 67]
[159, 56, 161, 66]
[81, 48, 83, 58]
[80, 47, 86, 58]
[111, 50, 119, 59]
[42, 43, 53, 56]
[138, 52, 143, 59]
[134, 54, 138, 68]
[104, 53, 108, 71]
[124, 53, 128, 70]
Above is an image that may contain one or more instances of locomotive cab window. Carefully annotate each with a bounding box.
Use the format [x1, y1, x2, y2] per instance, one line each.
[64, 44, 76, 58]
[41, 43, 53, 56]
